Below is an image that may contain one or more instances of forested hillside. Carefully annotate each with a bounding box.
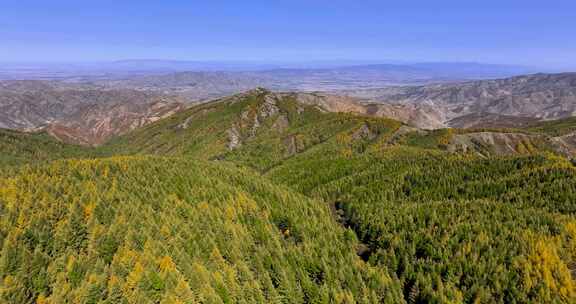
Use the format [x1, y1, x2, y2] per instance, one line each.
[1, 89, 576, 303]
[267, 148, 576, 303]
[0, 157, 404, 303]
[0, 129, 93, 172]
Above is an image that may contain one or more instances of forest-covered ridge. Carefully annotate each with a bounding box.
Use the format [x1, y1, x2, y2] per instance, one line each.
[1, 89, 576, 303]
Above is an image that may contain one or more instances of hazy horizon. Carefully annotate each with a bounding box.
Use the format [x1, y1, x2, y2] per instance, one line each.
[2, 1, 575, 69]
[0, 59, 569, 75]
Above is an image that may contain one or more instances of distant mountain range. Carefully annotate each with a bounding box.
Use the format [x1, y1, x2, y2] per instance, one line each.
[98, 71, 272, 101]
[90, 62, 540, 101]
[0, 80, 184, 145]
[341, 72, 576, 129]
[0, 72, 575, 146]
[0, 60, 539, 86]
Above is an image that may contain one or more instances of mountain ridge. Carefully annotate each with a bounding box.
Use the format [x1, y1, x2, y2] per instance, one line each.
[2, 85, 576, 303]
[340, 72, 576, 128]
[1, 72, 576, 147]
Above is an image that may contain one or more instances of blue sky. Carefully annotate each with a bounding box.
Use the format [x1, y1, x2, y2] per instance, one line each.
[1, 0, 575, 68]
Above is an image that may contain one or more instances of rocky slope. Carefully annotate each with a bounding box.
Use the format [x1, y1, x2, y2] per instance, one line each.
[341, 72, 576, 128]
[283, 92, 445, 129]
[45, 100, 183, 146]
[101, 88, 576, 162]
[0, 80, 185, 145]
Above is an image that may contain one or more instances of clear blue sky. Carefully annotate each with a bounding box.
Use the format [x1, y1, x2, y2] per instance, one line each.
[1, 0, 575, 68]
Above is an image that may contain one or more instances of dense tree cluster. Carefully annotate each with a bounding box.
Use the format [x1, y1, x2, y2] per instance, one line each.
[0, 129, 91, 172]
[2, 91, 576, 303]
[0, 157, 403, 303]
[268, 148, 576, 303]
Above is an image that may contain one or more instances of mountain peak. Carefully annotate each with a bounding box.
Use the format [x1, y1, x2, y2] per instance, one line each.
[247, 87, 271, 95]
